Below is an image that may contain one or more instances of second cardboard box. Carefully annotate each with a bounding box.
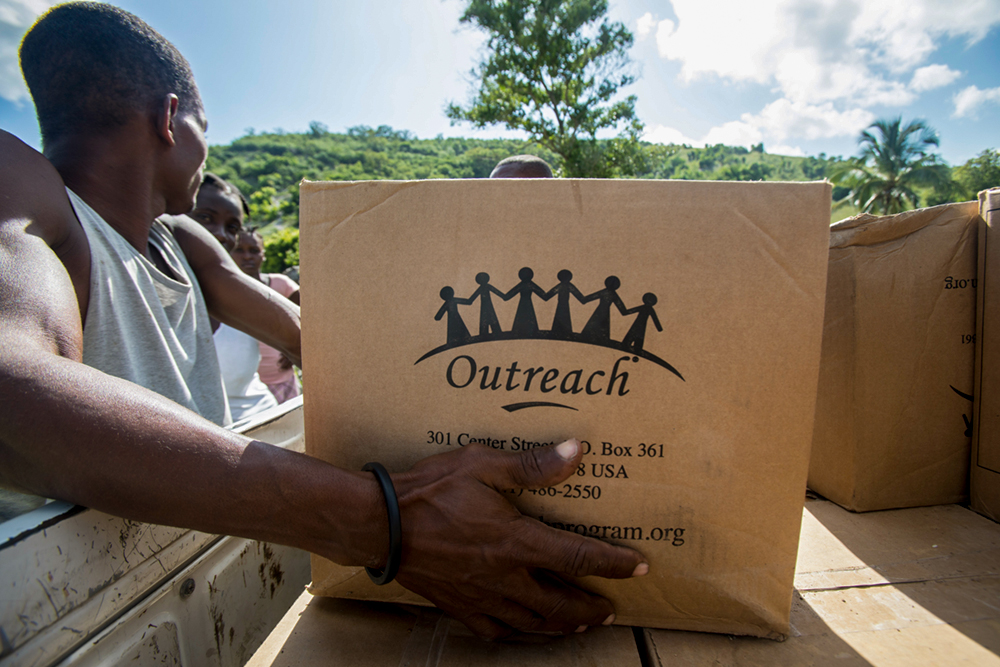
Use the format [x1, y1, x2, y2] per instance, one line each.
[809, 202, 980, 512]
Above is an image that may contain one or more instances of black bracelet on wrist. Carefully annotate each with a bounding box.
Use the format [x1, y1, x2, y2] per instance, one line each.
[362, 462, 401, 585]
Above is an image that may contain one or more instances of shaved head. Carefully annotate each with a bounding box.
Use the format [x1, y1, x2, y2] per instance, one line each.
[490, 155, 554, 179]
[20, 2, 200, 146]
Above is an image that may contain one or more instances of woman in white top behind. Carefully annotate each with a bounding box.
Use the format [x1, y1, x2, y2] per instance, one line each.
[189, 173, 278, 422]
[230, 228, 301, 403]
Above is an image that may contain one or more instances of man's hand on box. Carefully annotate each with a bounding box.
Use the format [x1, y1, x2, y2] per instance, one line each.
[391, 440, 648, 640]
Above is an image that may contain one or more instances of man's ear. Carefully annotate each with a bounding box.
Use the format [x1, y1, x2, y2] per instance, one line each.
[154, 94, 181, 147]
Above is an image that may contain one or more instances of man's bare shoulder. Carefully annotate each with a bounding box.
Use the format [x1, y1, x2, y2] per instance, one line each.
[0, 130, 76, 245]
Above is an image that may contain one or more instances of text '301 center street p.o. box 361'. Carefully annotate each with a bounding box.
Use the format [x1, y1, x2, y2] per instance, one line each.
[299, 179, 832, 640]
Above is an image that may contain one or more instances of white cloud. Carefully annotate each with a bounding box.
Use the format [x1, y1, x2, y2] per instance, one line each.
[650, 0, 999, 107]
[850, 1, 1000, 71]
[0, 0, 57, 103]
[953, 85, 1000, 118]
[768, 145, 807, 157]
[744, 98, 876, 144]
[910, 64, 962, 92]
[653, 17, 676, 51]
[654, 2, 781, 85]
[702, 120, 762, 148]
[644, 99, 874, 153]
[643, 123, 702, 147]
[636, 12, 656, 40]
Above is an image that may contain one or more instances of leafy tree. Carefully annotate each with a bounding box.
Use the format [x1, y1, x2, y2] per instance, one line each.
[446, 0, 642, 177]
[800, 154, 842, 180]
[777, 158, 799, 180]
[348, 125, 415, 141]
[599, 121, 648, 177]
[261, 228, 300, 274]
[249, 186, 279, 222]
[831, 117, 949, 214]
[461, 146, 523, 177]
[718, 162, 773, 181]
[954, 149, 1000, 197]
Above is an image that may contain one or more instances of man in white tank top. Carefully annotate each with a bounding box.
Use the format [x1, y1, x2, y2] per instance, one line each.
[0, 3, 647, 640]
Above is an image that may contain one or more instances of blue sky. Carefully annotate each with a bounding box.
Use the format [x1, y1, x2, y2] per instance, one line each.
[1, 0, 998, 165]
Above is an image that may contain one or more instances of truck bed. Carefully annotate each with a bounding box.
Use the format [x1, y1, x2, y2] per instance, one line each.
[4, 399, 1000, 666]
[247, 499, 1000, 666]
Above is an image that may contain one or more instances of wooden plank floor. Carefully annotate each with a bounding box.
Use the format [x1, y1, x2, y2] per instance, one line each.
[249, 500, 1000, 666]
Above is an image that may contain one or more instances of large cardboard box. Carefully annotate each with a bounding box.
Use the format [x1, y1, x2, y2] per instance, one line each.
[300, 179, 832, 639]
[808, 202, 980, 512]
[973, 188, 1000, 522]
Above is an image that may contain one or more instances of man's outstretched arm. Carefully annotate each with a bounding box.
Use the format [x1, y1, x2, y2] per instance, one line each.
[0, 145, 647, 640]
[2, 332, 646, 638]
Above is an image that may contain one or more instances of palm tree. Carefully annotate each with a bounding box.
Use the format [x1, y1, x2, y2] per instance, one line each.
[831, 117, 950, 214]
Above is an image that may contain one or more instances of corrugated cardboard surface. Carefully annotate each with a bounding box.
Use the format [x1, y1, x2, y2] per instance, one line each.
[642, 500, 1000, 665]
[809, 202, 980, 512]
[246, 593, 642, 667]
[300, 179, 831, 638]
[973, 188, 1000, 521]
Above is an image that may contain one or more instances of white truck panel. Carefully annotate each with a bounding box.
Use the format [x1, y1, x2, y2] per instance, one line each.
[0, 399, 310, 667]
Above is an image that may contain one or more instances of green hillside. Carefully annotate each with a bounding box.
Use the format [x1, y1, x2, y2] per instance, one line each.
[205, 125, 848, 233]
[206, 125, 999, 273]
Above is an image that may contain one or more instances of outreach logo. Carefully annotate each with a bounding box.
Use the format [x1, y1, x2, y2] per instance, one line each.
[415, 268, 684, 412]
